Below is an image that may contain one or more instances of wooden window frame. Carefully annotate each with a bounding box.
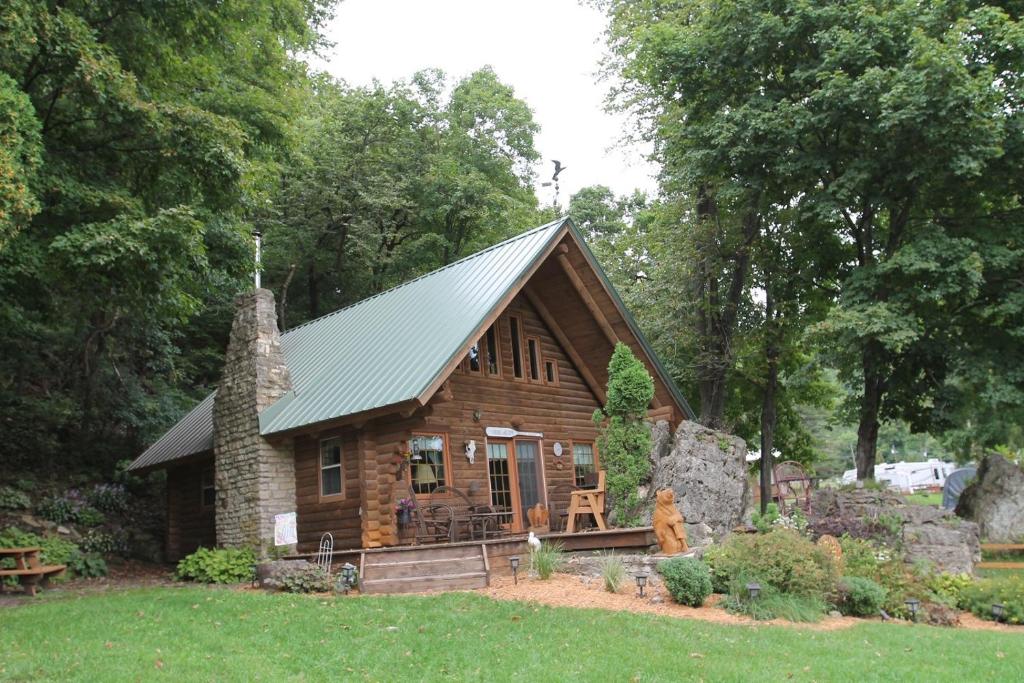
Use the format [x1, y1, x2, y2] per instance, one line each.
[485, 324, 501, 377]
[200, 468, 215, 509]
[318, 436, 345, 501]
[569, 440, 599, 488]
[544, 358, 559, 386]
[508, 315, 526, 380]
[409, 431, 453, 500]
[465, 339, 482, 374]
[526, 336, 543, 382]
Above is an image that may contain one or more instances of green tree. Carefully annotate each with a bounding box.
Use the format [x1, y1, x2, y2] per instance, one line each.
[594, 342, 655, 525]
[0, 0, 333, 470]
[602, 0, 1024, 479]
[260, 68, 541, 328]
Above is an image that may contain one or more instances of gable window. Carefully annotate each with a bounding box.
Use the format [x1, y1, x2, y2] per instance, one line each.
[410, 433, 449, 495]
[467, 341, 481, 373]
[509, 316, 524, 378]
[320, 438, 344, 498]
[527, 337, 541, 381]
[485, 325, 500, 375]
[545, 359, 558, 385]
[573, 442, 598, 487]
[201, 469, 215, 508]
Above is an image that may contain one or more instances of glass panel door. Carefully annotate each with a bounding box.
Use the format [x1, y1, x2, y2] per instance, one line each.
[515, 440, 542, 523]
[487, 442, 513, 512]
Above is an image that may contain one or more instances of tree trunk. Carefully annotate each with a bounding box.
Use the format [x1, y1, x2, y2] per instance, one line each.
[759, 284, 778, 514]
[856, 344, 885, 480]
[306, 261, 320, 319]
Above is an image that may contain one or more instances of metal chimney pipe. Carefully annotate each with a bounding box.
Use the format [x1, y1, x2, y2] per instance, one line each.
[252, 229, 262, 289]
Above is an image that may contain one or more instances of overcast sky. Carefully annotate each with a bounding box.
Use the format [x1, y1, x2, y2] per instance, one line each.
[308, 0, 659, 204]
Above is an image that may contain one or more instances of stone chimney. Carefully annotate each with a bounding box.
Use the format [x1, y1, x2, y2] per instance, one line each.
[213, 288, 296, 550]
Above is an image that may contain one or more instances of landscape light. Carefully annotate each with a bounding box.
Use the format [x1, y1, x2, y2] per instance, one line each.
[509, 556, 520, 585]
[905, 598, 920, 622]
[746, 582, 761, 600]
[992, 603, 1005, 623]
[340, 562, 357, 594]
[635, 573, 649, 598]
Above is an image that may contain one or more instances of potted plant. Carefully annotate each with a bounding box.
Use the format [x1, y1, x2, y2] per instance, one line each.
[396, 498, 416, 527]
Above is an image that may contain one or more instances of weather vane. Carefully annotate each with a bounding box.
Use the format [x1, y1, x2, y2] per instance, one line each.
[542, 159, 568, 210]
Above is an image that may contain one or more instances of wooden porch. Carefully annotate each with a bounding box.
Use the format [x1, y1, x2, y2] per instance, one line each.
[288, 526, 657, 594]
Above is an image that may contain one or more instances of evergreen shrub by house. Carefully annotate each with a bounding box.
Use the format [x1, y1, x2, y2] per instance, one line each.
[176, 547, 256, 584]
[658, 557, 712, 607]
[704, 528, 836, 599]
[593, 343, 655, 526]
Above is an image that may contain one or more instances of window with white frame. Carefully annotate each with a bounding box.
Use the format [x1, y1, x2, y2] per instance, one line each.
[320, 438, 344, 497]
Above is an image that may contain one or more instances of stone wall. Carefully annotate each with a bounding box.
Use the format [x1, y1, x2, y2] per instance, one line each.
[213, 288, 296, 550]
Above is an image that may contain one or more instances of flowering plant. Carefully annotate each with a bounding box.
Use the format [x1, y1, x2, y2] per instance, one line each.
[396, 498, 417, 513]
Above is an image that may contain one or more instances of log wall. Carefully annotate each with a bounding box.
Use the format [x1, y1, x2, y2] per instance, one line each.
[166, 455, 216, 561]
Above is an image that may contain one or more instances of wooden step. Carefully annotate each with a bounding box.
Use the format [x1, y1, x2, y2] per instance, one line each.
[361, 571, 488, 595]
[363, 545, 487, 563]
[364, 557, 485, 579]
[981, 543, 1024, 553]
[977, 561, 1024, 570]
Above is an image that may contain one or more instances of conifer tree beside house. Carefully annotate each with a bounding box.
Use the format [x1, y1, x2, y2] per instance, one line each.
[594, 342, 656, 526]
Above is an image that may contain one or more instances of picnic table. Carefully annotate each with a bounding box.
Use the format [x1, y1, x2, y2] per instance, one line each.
[0, 547, 66, 596]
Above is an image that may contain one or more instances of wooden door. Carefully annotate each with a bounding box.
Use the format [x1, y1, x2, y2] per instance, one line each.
[486, 438, 546, 532]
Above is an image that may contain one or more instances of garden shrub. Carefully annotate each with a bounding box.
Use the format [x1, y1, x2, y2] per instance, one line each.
[36, 492, 81, 524]
[532, 541, 565, 579]
[176, 547, 256, 584]
[705, 529, 837, 599]
[837, 535, 924, 619]
[87, 483, 129, 514]
[75, 507, 106, 528]
[722, 574, 825, 622]
[67, 551, 108, 578]
[960, 575, 1024, 625]
[835, 576, 887, 617]
[925, 572, 974, 609]
[267, 563, 332, 593]
[598, 552, 626, 593]
[0, 485, 31, 510]
[658, 557, 712, 607]
[80, 529, 129, 555]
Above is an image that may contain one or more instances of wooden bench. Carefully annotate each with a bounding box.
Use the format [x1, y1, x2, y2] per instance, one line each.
[978, 543, 1024, 571]
[0, 547, 67, 596]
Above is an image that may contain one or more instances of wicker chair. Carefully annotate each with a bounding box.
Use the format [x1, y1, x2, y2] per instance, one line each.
[772, 460, 812, 516]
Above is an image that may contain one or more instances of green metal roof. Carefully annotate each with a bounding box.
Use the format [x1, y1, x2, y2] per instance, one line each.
[258, 217, 568, 434]
[128, 216, 694, 472]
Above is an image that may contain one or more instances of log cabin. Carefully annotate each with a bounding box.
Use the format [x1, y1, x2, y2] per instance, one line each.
[127, 218, 694, 560]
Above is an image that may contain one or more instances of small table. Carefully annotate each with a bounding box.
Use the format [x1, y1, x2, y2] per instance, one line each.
[464, 511, 513, 540]
[0, 547, 66, 596]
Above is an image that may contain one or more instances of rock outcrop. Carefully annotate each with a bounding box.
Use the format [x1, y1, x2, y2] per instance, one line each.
[641, 420, 751, 547]
[813, 488, 981, 574]
[956, 454, 1024, 543]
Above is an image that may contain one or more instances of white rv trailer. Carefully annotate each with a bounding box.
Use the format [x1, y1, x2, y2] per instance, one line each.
[841, 459, 956, 492]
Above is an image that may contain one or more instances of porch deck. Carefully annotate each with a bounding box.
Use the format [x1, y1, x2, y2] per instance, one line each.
[287, 527, 657, 594]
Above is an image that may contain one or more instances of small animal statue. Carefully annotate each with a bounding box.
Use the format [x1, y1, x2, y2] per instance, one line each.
[652, 488, 688, 555]
[816, 534, 845, 573]
[465, 439, 476, 465]
[527, 503, 550, 531]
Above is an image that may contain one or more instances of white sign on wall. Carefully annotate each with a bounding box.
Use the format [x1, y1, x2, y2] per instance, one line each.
[274, 512, 297, 546]
[485, 427, 543, 439]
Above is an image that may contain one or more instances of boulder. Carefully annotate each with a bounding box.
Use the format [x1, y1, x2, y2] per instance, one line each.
[955, 454, 1024, 543]
[641, 420, 751, 546]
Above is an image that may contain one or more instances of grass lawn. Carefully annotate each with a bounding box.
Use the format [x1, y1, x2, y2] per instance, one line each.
[903, 491, 944, 506]
[2, 588, 1022, 682]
